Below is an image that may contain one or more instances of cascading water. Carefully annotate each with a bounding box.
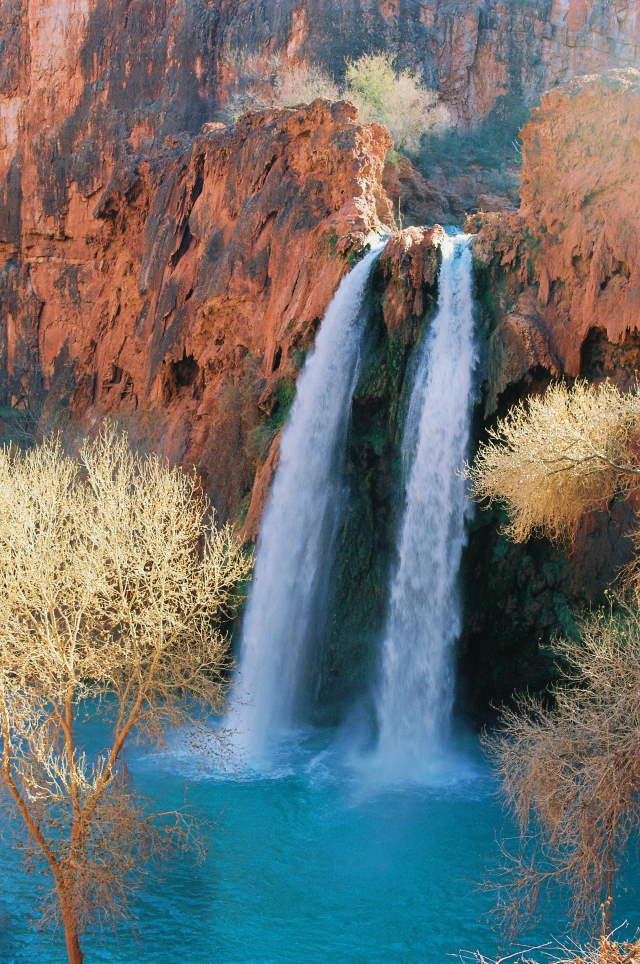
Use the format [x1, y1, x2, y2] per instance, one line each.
[227, 244, 383, 762]
[372, 231, 477, 780]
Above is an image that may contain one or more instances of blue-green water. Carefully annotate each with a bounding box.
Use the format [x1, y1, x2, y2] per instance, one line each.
[0, 728, 636, 963]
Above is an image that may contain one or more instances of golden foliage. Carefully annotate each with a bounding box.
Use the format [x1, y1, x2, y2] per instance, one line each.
[566, 935, 640, 964]
[484, 605, 640, 931]
[0, 429, 252, 961]
[467, 379, 640, 951]
[468, 380, 640, 544]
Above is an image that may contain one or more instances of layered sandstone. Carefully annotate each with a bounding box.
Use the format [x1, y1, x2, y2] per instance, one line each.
[0, 100, 392, 520]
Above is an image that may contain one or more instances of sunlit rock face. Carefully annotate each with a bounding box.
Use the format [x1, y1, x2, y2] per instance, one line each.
[0, 99, 392, 522]
[472, 68, 640, 409]
[1, 0, 638, 254]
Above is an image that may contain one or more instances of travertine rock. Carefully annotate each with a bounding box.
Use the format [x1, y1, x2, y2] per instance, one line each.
[0, 100, 392, 520]
[472, 68, 640, 408]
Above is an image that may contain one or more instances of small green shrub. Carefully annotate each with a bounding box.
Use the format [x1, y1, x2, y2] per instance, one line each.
[247, 376, 296, 462]
[222, 49, 447, 155]
[344, 52, 447, 154]
[291, 348, 307, 371]
[327, 228, 339, 254]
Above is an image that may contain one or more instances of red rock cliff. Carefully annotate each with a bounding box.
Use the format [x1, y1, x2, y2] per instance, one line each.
[2, 0, 639, 253]
[460, 68, 640, 715]
[0, 99, 392, 521]
[471, 68, 640, 409]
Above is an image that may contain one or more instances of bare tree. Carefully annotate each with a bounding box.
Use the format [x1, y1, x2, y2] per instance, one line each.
[0, 429, 252, 963]
[460, 929, 640, 964]
[467, 379, 640, 933]
[484, 606, 640, 931]
[468, 380, 640, 544]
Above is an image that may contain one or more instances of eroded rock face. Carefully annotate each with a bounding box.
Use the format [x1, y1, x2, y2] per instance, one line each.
[472, 68, 640, 409]
[0, 100, 392, 521]
[460, 69, 640, 719]
[1, 0, 639, 259]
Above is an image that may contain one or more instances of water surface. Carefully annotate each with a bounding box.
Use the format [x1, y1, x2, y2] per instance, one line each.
[2, 728, 635, 963]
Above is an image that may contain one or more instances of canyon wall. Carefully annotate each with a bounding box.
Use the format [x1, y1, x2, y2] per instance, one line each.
[472, 67, 640, 406]
[460, 68, 640, 717]
[0, 99, 392, 523]
[2, 0, 639, 263]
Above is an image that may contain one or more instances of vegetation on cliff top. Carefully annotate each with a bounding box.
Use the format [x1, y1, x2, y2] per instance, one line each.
[225, 51, 447, 155]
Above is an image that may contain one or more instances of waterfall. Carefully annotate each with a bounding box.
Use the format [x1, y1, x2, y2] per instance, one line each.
[227, 244, 383, 762]
[372, 231, 477, 780]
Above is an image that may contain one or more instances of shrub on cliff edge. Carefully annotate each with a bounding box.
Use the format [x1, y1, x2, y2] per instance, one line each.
[344, 52, 447, 154]
[223, 49, 447, 155]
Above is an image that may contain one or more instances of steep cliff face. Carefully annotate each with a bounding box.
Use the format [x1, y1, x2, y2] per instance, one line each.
[459, 68, 640, 718]
[0, 100, 392, 521]
[2, 0, 639, 258]
[472, 68, 640, 408]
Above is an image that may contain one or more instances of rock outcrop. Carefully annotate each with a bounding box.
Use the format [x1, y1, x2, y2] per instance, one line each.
[472, 67, 640, 410]
[0, 100, 392, 521]
[460, 68, 640, 719]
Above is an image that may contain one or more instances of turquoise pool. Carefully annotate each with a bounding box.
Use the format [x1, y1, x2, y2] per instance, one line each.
[0, 728, 636, 963]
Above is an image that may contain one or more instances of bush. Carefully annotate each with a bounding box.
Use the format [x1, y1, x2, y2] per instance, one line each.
[344, 52, 446, 154]
[468, 380, 640, 544]
[468, 379, 640, 934]
[274, 62, 339, 107]
[485, 606, 640, 929]
[222, 49, 447, 154]
[462, 933, 640, 964]
[223, 52, 338, 121]
[0, 429, 252, 962]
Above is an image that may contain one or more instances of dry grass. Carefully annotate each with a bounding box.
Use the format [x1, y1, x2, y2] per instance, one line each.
[461, 932, 640, 964]
[224, 51, 338, 120]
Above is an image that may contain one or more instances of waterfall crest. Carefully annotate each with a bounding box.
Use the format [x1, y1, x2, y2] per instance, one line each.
[227, 244, 383, 762]
[372, 231, 477, 780]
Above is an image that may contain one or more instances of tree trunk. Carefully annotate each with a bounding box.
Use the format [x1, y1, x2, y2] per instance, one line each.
[59, 896, 84, 964]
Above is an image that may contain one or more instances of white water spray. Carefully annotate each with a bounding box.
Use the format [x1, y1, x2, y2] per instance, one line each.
[227, 245, 383, 762]
[372, 231, 477, 780]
